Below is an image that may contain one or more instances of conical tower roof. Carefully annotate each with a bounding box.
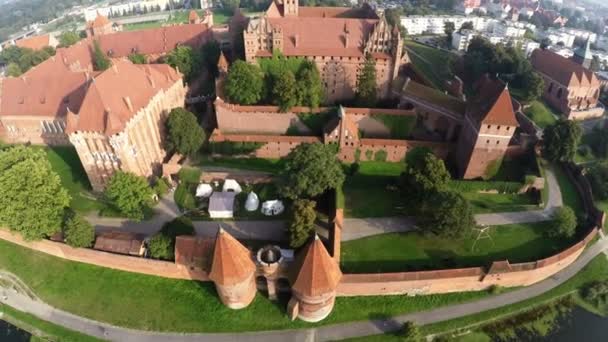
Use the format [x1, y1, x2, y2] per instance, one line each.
[209, 228, 256, 286]
[217, 51, 229, 73]
[289, 235, 342, 297]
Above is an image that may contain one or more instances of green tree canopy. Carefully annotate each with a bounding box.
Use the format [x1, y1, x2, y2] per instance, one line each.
[355, 54, 377, 107]
[542, 120, 582, 162]
[271, 69, 298, 111]
[224, 60, 264, 105]
[0, 45, 55, 74]
[128, 53, 147, 64]
[418, 190, 475, 238]
[58, 31, 81, 48]
[6, 62, 22, 76]
[296, 61, 324, 108]
[104, 172, 154, 221]
[401, 151, 450, 201]
[0, 146, 70, 240]
[92, 40, 111, 71]
[148, 233, 173, 260]
[166, 45, 199, 81]
[165, 108, 206, 156]
[548, 206, 577, 238]
[402, 321, 424, 342]
[444, 21, 455, 42]
[279, 143, 345, 199]
[63, 210, 95, 248]
[288, 199, 317, 248]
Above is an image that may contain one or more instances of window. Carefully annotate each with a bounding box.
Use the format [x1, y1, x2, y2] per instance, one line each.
[487, 125, 491, 129]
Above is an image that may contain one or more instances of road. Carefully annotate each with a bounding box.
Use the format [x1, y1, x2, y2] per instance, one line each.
[1, 237, 606, 342]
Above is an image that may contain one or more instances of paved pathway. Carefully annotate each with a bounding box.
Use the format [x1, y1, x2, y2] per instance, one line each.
[2, 237, 606, 342]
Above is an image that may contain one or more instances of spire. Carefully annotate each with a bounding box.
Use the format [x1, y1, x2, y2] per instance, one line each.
[217, 51, 229, 74]
[208, 227, 256, 286]
[288, 235, 342, 297]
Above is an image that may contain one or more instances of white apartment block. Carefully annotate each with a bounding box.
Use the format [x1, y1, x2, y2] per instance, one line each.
[83, 0, 205, 21]
[541, 28, 597, 48]
[401, 15, 495, 35]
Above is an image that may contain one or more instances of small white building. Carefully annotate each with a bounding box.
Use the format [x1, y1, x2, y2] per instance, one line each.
[209, 192, 236, 219]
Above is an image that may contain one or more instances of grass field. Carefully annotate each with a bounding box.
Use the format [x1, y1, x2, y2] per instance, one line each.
[196, 156, 285, 173]
[552, 164, 584, 214]
[463, 192, 539, 214]
[340, 221, 574, 273]
[0, 238, 495, 332]
[371, 114, 416, 139]
[404, 40, 454, 90]
[523, 101, 559, 129]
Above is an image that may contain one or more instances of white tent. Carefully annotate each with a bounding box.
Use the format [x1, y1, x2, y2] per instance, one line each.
[209, 192, 236, 218]
[245, 192, 259, 211]
[222, 179, 242, 194]
[195, 183, 213, 198]
[261, 200, 285, 216]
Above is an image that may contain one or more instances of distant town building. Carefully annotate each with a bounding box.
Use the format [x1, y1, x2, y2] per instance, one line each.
[85, 13, 119, 37]
[83, 0, 185, 21]
[401, 15, 495, 35]
[530, 48, 603, 120]
[457, 0, 482, 14]
[241, 0, 408, 103]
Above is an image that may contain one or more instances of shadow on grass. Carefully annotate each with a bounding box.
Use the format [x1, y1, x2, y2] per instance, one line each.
[368, 312, 403, 335]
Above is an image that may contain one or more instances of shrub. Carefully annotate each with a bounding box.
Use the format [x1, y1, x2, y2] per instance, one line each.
[63, 211, 95, 248]
[148, 233, 174, 260]
[547, 206, 577, 238]
[365, 150, 373, 160]
[373, 149, 388, 162]
[174, 183, 196, 210]
[104, 172, 154, 221]
[288, 199, 317, 248]
[582, 280, 608, 313]
[484, 157, 503, 179]
[354, 148, 361, 162]
[178, 167, 202, 184]
[161, 216, 195, 238]
[402, 321, 423, 342]
[448, 180, 523, 194]
[153, 177, 170, 197]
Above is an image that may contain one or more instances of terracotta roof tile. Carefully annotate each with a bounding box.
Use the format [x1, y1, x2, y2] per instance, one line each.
[530, 48, 599, 87]
[289, 235, 342, 297]
[467, 77, 518, 126]
[175, 235, 214, 271]
[87, 13, 111, 29]
[67, 60, 181, 135]
[14, 34, 52, 50]
[208, 228, 256, 286]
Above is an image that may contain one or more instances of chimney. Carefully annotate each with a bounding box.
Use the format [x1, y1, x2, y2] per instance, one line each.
[123, 96, 133, 112]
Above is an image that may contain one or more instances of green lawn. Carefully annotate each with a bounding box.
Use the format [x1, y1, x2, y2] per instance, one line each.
[371, 114, 416, 139]
[340, 222, 574, 273]
[463, 192, 539, 214]
[552, 164, 584, 214]
[523, 101, 559, 129]
[0, 304, 102, 342]
[404, 40, 453, 90]
[196, 156, 285, 174]
[0, 238, 494, 332]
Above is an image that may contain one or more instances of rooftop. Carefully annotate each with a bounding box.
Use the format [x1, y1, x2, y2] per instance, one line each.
[402, 80, 466, 116]
[530, 48, 599, 87]
[466, 76, 518, 127]
[14, 34, 53, 50]
[94, 231, 144, 256]
[289, 235, 342, 297]
[208, 228, 256, 286]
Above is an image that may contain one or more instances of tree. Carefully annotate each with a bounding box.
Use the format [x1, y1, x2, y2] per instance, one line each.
[271, 70, 298, 111]
[402, 321, 423, 342]
[221, 0, 240, 11]
[224, 60, 264, 105]
[296, 61, 324, 108]
[548, 206, 577, 238]
[279, 143, 345, 199]
[92, 40, 111, 71]
[166, 45, 197, 81]
[0, 146, 70, 240]
[542, 120, 582, 162]
[58, 31, 80, 48]
[355, 54, 377, 107]
[63, 210, 95, 248]
[520, 71, 544, 102]
[104, 172, 154, 221]
[418, 190, 475, 238]
[165, 108, 205, 156]
[6, 62, 22, 76]
[148, 233, 174, 260]
[460, 21, 474, 31]
[444, 21, 456, 43]
[288, 199, 317, 248]
[401, 151, 450, 201]
[128, 53, 146, 64]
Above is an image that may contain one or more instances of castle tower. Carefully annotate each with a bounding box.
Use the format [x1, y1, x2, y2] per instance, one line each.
[208, 228, 257, 309]
[455, 76, 518, 179]
[572, 38, 593, 70]
[283, 0, 299, 17]
[287, 235, 342, 322]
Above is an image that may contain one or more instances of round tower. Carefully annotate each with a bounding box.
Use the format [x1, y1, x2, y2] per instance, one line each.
[208, 228, 257, 309]
[288, 235, 343, 322]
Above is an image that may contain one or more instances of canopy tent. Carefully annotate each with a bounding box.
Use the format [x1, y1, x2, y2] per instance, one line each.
[245, 192, 259, 211]
[222, 179, 242, 194]
[261, 200, 285, 216]
[209, 192, 237, 218]
[195, 183, 213, 198]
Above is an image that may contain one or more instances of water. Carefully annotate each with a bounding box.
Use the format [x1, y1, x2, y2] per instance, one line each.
[0, 319, 31, 342]
[531, 306, 608, 342]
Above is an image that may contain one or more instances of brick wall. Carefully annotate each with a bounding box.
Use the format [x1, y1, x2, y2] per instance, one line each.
[0, 229, 209, 281]
[358, 138, 449, 162]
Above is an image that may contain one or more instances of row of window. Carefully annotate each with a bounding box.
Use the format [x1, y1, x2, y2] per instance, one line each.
[41, 120, 66, 134]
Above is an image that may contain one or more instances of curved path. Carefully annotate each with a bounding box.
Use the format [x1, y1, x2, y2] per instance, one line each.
[1, 238, 606, 342]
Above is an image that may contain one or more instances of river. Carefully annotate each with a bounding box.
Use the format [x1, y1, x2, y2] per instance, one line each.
[529, 306, 608, 342]
[0, 319, 31, 341]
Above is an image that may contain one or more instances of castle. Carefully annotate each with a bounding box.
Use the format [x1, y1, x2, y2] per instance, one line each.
[240, 0, 408, 103]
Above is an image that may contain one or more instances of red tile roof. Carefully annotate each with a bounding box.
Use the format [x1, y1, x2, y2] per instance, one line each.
[530, 48, 599, 88]
[97, 24, 211, 57]
[174, 235, 214, 270]
[289, 235, 342, 297]
[67, 60, 182, 135]
[467, 77, 518, 127]
[87, 13, 111, 29]
[94, 231, 144, 256]
[208, 228, 256, 286]
[14, 34, 53, 50]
